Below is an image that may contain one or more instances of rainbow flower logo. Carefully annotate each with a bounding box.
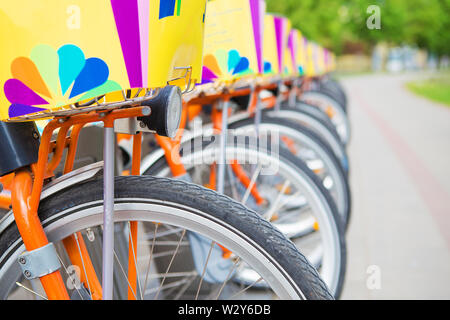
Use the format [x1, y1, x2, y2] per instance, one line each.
[264, 61, 274, 75]
[159, 0, 182, 19]
[4, 44, 121, 118]
[201, 49, 252, 84]
[298, 66, 304, 76]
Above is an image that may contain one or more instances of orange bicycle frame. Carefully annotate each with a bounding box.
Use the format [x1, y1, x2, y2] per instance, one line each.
[10, 106, 148, 300]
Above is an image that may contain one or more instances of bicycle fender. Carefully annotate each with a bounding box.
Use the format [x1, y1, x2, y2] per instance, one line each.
[0, 161, 103, 235]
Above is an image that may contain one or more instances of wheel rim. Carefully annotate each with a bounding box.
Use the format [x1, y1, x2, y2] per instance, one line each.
[0, 199, 305, 300]
[232, 121, 348, 222]
[301, 91, 350, 144]
[151, 143, 343, 295]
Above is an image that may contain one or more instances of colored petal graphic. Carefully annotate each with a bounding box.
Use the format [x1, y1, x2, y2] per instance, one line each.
[58, 44, 86, 95]
[288, 32, 295, 68]
[249, 0, 265, 74]
[30, 44, 60, 97]
[203, 54, 222, 77]
[200, 78, 213, 85]
[264, 61, 272, 73]
[4, 79, 49, 106]
[138, 0, 150, 87]
[232, 57, 249, 75]
[227, 50, 241, 73]
[8, 104, 47, 118]
[201, 66, 217, 83]
[11, 57, 51, 98]
[273, 16, 286, 74]
[176, 0, 181, 16]
[215, 49, 228, 76]
[78, 80, 122, 101]
[159, 0, 176, 19]
[111, 0, 142, 87]
[239, 68, 254, 77]
[69, 58, 109, 99]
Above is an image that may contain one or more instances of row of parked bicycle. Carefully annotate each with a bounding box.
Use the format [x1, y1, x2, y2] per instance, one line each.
[0, 0, 350, 300]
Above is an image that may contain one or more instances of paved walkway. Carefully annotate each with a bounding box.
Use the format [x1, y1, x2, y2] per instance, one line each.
[340, 73, 450, 299]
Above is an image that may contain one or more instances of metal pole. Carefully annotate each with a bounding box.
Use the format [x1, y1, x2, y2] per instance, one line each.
[102, 126, 115, 300]
[288, 78, 298, 108]
[274, 79, 283, 112]
[217, 99, 229, 194]
[252, 87, 262, 177]
[254, 88, 261, 137]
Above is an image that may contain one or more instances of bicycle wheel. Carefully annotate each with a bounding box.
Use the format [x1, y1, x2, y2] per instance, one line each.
[289, 102, 339, 133]
[0, 208, 8, 219]
[0, 175, 332, 300]
[300, 90, 350, 145]
[322, 77, 347, 106]
[263, 107, 349, 173]
[229, 116, 351, 227]
[144, 138, 346, 297]
[313, 79, 347, 112]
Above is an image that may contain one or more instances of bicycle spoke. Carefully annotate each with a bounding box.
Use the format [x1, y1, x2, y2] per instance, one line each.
[154, 229, 187, 300]
[127, 222, 144, 300]
[275, 205, 308, 224]
[143, 223, 158, 295]
[227, 277, 263, 300]
[138, 248, 187, 262]
[263, 180, 291, 221]
[241, 165, 262, 205]
[74, 232, 93, 300]
[144, 225, 183, 241]
[113, 250, 138, 300]
[173, 275, 198, 300]
[57, 254, 84, 300]
[195, 241, 216, 300]
[139, 240, 190, 246]
[214, 258, 242, 300]
[149, 271, 198, 279]
[15, 282, 47, 300]
[276, 191, 304, 211]
[145, 277, 193, 296]
[226, 163, 241, 201]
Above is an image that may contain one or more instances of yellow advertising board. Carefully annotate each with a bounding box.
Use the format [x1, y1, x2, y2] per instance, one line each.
[297, 32, 308, 75]
[0, 0, 207, 120]
[263, 14, 278, 75]
[283, 19, 293, 76]
[306, 40, 317, 76]
[262, 14, 290, 76]
[201, 0, 266, 84]
[316, 44, 326, 75]
[288, 29, 305, 76]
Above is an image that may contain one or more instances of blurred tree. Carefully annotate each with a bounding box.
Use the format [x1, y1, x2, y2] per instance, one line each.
[266, 0, 450, 56]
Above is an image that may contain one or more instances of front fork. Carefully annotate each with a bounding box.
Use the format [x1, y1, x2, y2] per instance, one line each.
[11, 108, 147, 300]
[10, 119, 74, 300]
[11, 170, 69, 300]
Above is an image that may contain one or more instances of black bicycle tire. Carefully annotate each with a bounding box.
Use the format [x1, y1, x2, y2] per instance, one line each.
[0, 175, 334, 300]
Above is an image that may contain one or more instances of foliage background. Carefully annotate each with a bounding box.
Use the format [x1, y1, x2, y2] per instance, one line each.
[266, 0, 450, 56]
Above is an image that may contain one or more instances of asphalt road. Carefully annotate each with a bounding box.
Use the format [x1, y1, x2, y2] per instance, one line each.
[339, 72, 450, 299]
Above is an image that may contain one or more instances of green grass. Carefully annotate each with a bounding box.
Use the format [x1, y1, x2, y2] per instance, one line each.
[407, 74, 450, 107]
